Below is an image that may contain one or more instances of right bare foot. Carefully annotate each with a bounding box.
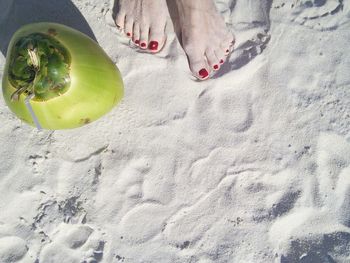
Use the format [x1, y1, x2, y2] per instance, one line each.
[175, 0, 235, 80]
[112, 0, 168, 53]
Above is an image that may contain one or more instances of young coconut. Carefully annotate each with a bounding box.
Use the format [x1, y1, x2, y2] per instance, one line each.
[2, 22, 124, 130]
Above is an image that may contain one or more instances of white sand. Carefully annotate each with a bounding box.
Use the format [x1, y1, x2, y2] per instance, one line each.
[0, 0, 349, 262]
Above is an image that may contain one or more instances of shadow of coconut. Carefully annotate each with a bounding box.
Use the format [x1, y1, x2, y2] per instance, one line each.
[0, 0, 96, 56]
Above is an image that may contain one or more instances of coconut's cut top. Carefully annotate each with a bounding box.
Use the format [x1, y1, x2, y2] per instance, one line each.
[8, 32, 71, 102]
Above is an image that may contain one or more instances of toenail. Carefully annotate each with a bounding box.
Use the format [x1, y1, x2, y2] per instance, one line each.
[220, 59, 224, 64]
[213, 65, 219, 70]
[135, 39, 140, 44]
[149, 41, 158, 51]
[226, 49, 229, 53]
[141, 42, 147, 48]
[126, 32, 131, 37]
[199, 68, 209, 78]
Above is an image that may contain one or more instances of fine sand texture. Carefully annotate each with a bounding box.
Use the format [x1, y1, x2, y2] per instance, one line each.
[0, 0, 349, 262]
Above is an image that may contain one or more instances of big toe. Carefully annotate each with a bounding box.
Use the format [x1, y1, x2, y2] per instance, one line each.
[186, 49, 210, 80]
[147, 29, 166, 53]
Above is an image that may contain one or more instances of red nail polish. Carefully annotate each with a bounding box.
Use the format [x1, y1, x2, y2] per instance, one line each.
[220, 59, 224, 64]
[135, 39, 140, 44]
[199, 68, 209, 78]
[141, 42, 146, 48]
[213, 65, 219, 70]
[126, 32, 131, 37]
[149, 41, 158, 51]
[226, 49, 229, 53]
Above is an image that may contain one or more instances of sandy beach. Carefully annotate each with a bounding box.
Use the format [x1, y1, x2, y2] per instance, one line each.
[0, 0, 349, 262]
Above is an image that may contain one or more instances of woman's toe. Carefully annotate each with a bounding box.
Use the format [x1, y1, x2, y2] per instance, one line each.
[124, 18, 134, 37]
[205, 48, 220, 71]
[197, 67, 210, 80]
[214, 48, 226, 65]
[115, 13, 125, 30]
[148, 29, 166, 53]
[186, 52, 210, 80]
[222, 34, 235, 55]
[225, 33, 235, 46]
[140, 26, 150, 49]
[132, 23, 141, 45]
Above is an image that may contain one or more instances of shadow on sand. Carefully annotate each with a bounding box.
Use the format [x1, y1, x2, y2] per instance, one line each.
[0, 0, 96, 57]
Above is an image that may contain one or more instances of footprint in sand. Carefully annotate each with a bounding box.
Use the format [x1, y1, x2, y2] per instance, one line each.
[315, 133, 350, 227]
[39, 224, 104, 263]
[270, 133, 350, 262]
[162, 174, 238, 247]
[114, 159, 149, 199]
[94, 158, 152, 222]
[118, 203, 171, 244]
[274, 0, 347, 30]
[279, 231, 350, 263]
[95, 158, 174, 244]
[0, 236, 28, 263]
[191, 87, 253, 136]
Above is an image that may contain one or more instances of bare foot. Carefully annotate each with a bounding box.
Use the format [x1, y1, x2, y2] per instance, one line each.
[112, 0, 168, 53]
[175, 0, 235, 80]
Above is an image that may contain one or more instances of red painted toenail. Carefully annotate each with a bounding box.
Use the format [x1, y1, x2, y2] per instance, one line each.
[226, 49, 229, 53]
[220, 59, 224, 64]
[141, 42, 147, 48]
[135, 39, 140, 44]
[149, 41, 158, 51]
[199, 68, 209, 78]
[126, 32, 131, 37]
[213, 65, 219, 70]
